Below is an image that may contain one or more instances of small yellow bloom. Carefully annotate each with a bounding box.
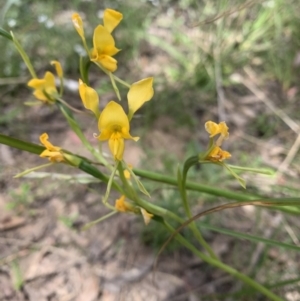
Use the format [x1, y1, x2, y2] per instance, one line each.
[97, 101, 139, 161]
[127, 77, 154, 120]
[124, 164, 133, 180]
[39, 133, 64, 162]
[205, 121, 229, 147]
[205, 121, 229, 138]
[204, 121, 231, 162]
[115, 195, 134, 212]
[90, 25, 120, 72]
[27, 72, 57, 103]
[103, 9, 123, 33]
[72, 13, 85, 41]
[78, 79, 100, 118]
[140, 208, 154, 225]
[72, 9, 122, 72]
[206, 146, 231, 162]
[51, 60, 63, 78]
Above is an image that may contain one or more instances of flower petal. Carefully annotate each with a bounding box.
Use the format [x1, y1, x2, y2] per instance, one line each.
[51, 60, 63, 78]
[103, 9, 123, 33]
[78, 79, 100, 117]
[40, 149, 64, 162]
[33, 90, 48, 102]
[92, 54, 118, 72]
[205, 121, 220, 137]
[109, 136, 125, 161]
[140, 208, 153, 225]
[205, 121, 229, 138]
[115, 195, 134, 212]
[40, 133, 61, 152]
[72, 13, 85, 40]
[206, 146, 231, 162]
[39, 133, 64, 162]
[98, 101, 130, 134]
[127, 77, 154, 119]
[27, 78, 45, 89]
[93, 25, 116, 55]
[28, 72, 57, 102]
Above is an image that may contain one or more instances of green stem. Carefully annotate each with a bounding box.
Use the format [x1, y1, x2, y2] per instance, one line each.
[117, 163, 184, 224]
[11, 31, 37, 78]
[0, 28, 12, 40]
[180, 156, 218, 259]
[112, 74, 131, 88]
[133, 167, 261, 202]
[0, 133, 257, 202]
[117, 162, 135, 199]
[82, 211, 117, 230]
[163, 221, 283, 301]
[58, 103, 110, 168]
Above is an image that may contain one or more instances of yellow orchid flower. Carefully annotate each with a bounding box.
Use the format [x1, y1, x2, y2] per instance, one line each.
[27, 72, 57, 103]
[204, 121, 231, 162]
[205, 121, 229, 146]
[103, 9, 123, 33]
[90, 25, 120, 72]
[140, 208, 154, 225]
[206, 146, 231, 162]
[72, 9, 122, 72]
[115, 195, 134, 212]
[78, 79, 100, 118]
[97, 101, 139, 161]
[72, 13, 85, 41]
[127, 77, 154, 121]
[51, 60, 63, 78]
[39, 133, 64, 162]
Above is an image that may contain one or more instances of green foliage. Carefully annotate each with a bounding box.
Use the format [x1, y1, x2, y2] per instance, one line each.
[7, 183, 33, 211]
[59, 213, 79, 229]
[11, 261, 23, 291]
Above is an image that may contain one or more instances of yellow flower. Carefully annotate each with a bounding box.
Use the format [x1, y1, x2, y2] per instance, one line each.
[72, 13, 85, 41]
[27, 72, 57, 103]
[78, 79, 100, 118]
[205, 121, 229, 146]
[39, 133, 64, 162]
[124, 164, 133, 180]
[97, 101, 139, 161]
[115, 195, 134, 212]
[140, 208, 153, 225]
[103, 9, 123, 33]
[51, 60, 63, 78]
[127, 77, 154, 121]
[206, 146, 231, 162]
[90, 25, 120, 72]
[72, 9, 122, 72]
[204, 121, 231, 162]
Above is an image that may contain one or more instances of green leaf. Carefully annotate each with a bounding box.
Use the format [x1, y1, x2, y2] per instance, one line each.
[0, 28, 12, 40]
[126, 164, 150, 197]
[11, 31, 36, 78]
[198, 223, 300, 252]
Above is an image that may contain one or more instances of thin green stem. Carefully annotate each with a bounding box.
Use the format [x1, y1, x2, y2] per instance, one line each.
[117, 162, 136, 200]
[112, 74, 131, 88]
[11, 31, 37, 79]
[163, 221, 283, 301]
[180, 157, 218, 259]
[58, 103, 111, 168]
[93, 61, 131, 88]
[82, 211, 117, 230]
[133, 167, 261, 201]
[117, 163, 184, 224]
[56, 97, 86, 114]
